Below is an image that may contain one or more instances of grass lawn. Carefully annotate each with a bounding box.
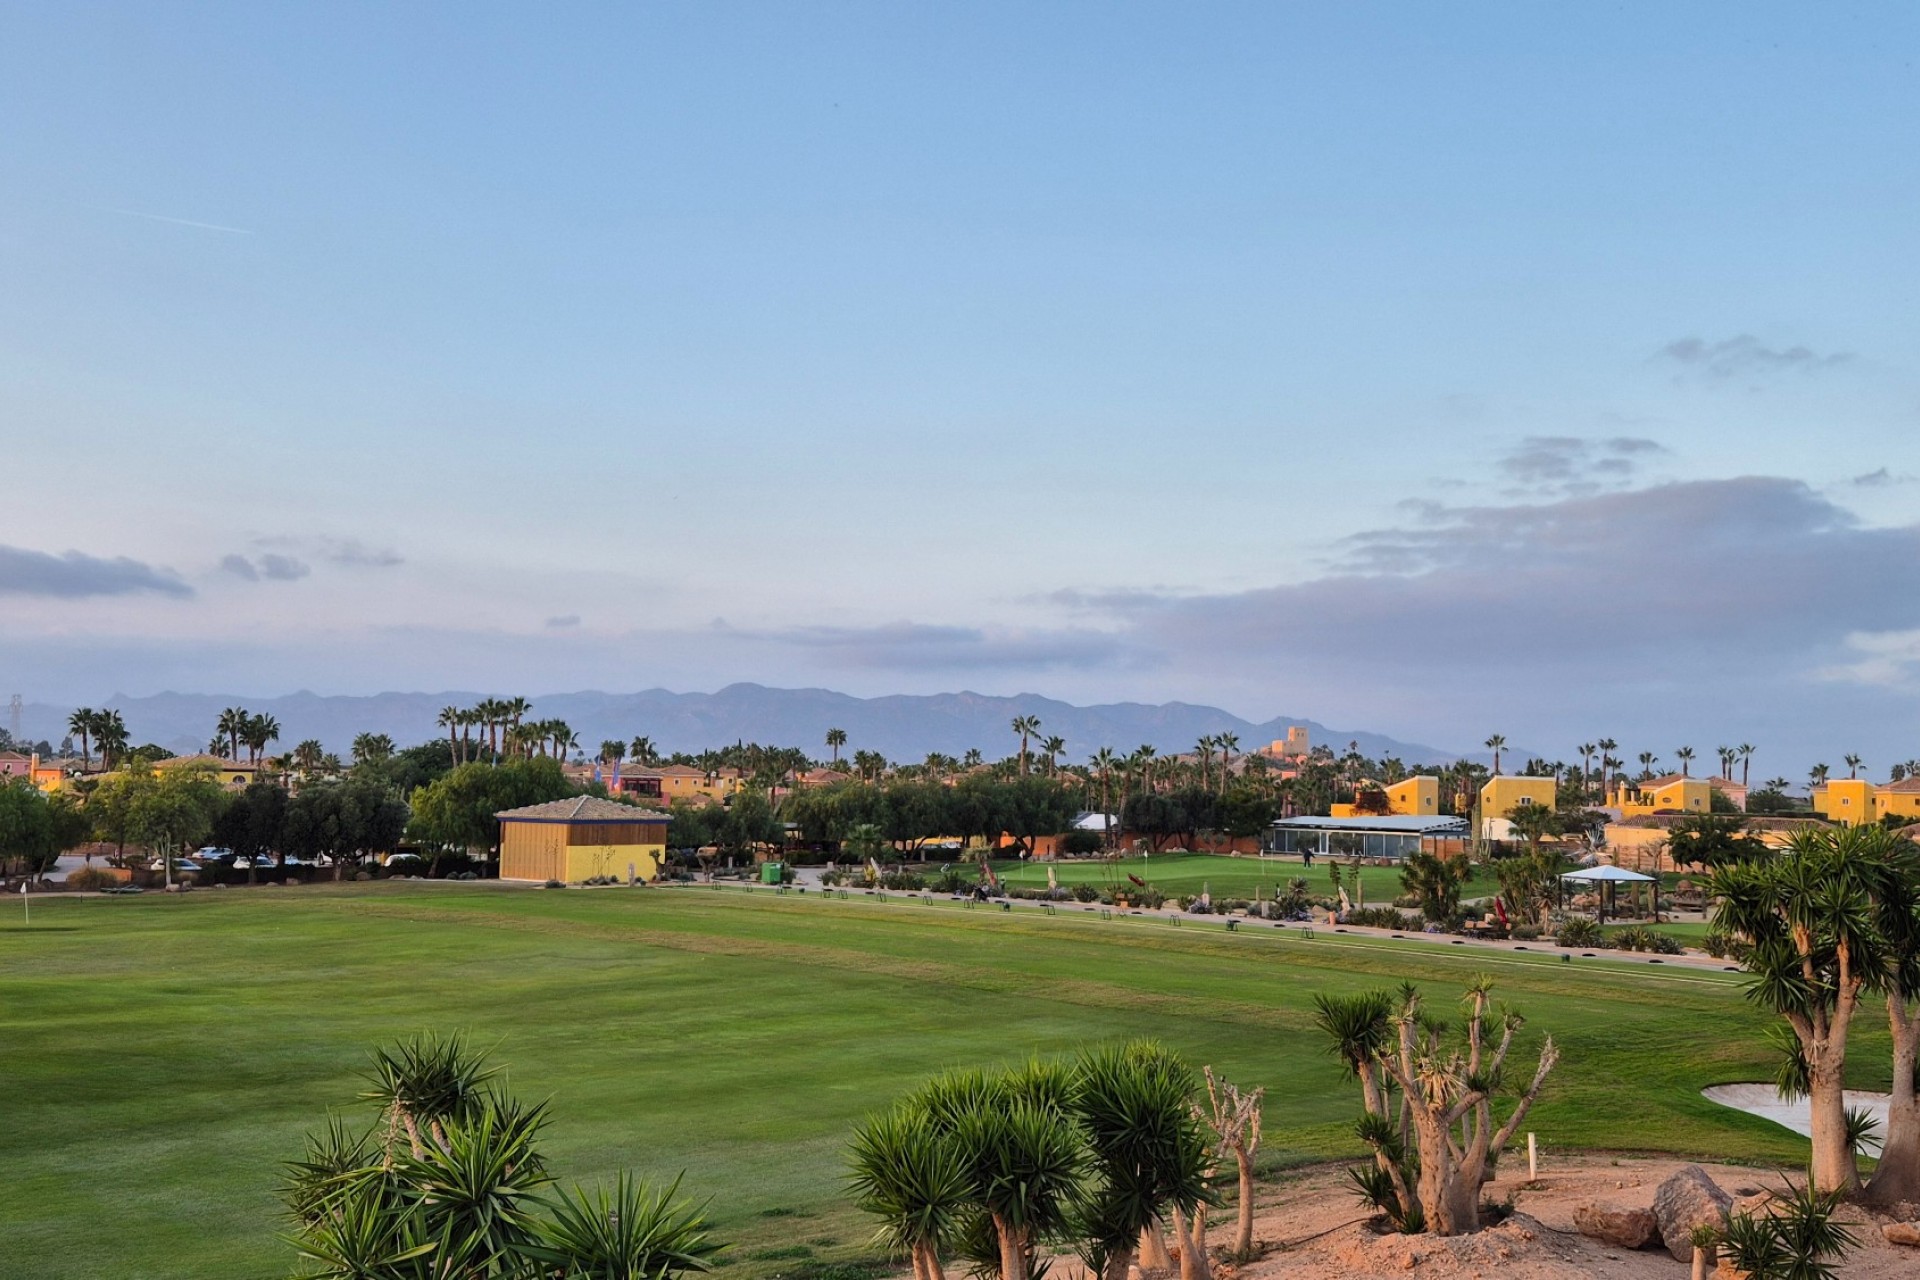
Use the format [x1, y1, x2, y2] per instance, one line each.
[0, 881, 1887, 1279]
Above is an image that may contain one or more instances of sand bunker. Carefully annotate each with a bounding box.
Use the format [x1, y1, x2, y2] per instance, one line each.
[1703, 1082, 1891, 1154]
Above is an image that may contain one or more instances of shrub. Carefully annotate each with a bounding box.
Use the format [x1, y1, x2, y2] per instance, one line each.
[1610, 926, 1684, 954]
[1703, 928, 1751, 962]
[1346, 906, 1419, 930]
[878, 870, 925, 891]
[1510, 923, 1542, 941]
[1070, 883, 1100, 902]
[926, 867, 972, 894]
[1554, 918, 1606, 948]
[64, 866, 118, 892]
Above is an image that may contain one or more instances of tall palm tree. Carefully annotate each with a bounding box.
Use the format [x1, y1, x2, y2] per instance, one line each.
[436, 706, 462, 766]
[505, 696, 532, 748]
[1810, 763, 1831, 790]
[1738, 743, 1756, 788]
[1132, 744, 1158, 794]
[1041, 735, 1065, 778]
[292, 739, 325, 775]
[1717, 746, 1736, 779]
[1638, 750, 1658, 780]
[94, 710, 129, 769]
[1844, 753, 1863, 779]
[1011, 715, 1040, 776]
[1484, 734, 1506, 775]
[67, 708, 96, 768]
[629, 735, 659, 767]
[1218, 732, 1239, 792]
[963, 747, 982, 769]
[1596, 738, 1618, 794]
[216, 706, 250, 761]
[1675, 746, 1695, 777]
[1090, 748, 1119, 847]
[351, 733, 394, 765]
[1194, 736, 1216, 792]
[551, 722, 578, 762]
[244, 713, 280, 766]
[825, 728, 847, 766]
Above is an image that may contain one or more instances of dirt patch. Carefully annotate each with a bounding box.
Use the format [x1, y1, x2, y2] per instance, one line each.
[1215, 1153, 1917, 1279]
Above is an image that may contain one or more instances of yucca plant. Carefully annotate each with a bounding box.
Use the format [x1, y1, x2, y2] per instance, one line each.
[951, 1100, 1087, 1280]
[360, 1032, 498, 1159]
[847, 1105, 972, 1280]
[1070, 1042, 1213, 1280]
[397, 1097, 550, 1275]
[521, 1172, 722, 1280]
[1718, 1181, 1856, 1280]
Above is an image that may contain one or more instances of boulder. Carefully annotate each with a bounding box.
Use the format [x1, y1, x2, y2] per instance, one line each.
[1885, 1221, 1920, 1247]
[1653, 1165, 1731, 1263]
[1574, 1204, 1659, 1249]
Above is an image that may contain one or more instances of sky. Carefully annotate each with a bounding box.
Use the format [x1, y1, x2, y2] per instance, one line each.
[3, 3, 1917, 773]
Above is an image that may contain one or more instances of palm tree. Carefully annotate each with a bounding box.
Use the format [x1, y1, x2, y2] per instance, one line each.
[244, 713, 280, 766]
[94, 710, 129, 769]
[826, 728, 847, 766]
[67, 708, 96, 768]
[1638, 751, 1659, 780]
[1596, 738, 1618, 795]
[1844, 753, 1863, 779]
[1576, 742, 1596, 800]
[963, 747, 982, 769]
[551, 722, 579, 762]
[1011, 715, 1040, 776]
[1717, 746, 1736, 779]
[351, 733, 394, 765]
[1675, 746, 1695, 777]
[1132, 744, 1157, 794]
[1739, 743, 1756, 787]
[599, 740, 625, 765]
[1218, 732, 1239, 792]
[216, 706, 249, 761]
[846, 1105, 969, 1280]
[1090, 748, 1119, 847]
[292, 739, 325, 775]
[1194, 736, 1216, 791]
[1484, 734, 1506, 775]
[1810, 763, 1831, 790]
[1041, 735, 1065, 778]
[437, 705, 462, 766]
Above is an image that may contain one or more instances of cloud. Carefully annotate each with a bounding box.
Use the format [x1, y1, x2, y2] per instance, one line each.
[94, 205, 252, 235]
[0, 544, 192, 598]
[1069, 478, 1920, 716]
[545, 615, 581, 630]
[251, 536, 403, 569]
[1818, 630, 1920, 691]
[1851, 468, 1915, 489]
[1658, 335, 1851, 379]
[220, 553, 310, 582]
[755, 621, 1141, 672]
[1496, 436, 1665, 496]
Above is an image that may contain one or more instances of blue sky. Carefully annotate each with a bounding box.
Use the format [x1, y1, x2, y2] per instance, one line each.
[4, 3, 1917, 770]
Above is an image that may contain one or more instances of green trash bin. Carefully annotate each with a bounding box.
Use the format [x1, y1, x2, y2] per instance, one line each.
[761, 861, 785, 885]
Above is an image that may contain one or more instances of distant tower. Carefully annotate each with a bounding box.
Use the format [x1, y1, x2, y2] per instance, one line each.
[7, 694, 21, 745]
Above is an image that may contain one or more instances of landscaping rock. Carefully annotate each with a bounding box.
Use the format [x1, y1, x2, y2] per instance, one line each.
[1654, 1164, 1732, 1262]
[1885, 1220, 1920, 1247]
[1574, 1204, 1659, 1249]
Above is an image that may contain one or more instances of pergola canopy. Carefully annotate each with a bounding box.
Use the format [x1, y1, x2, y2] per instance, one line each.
[1560, 865, 1656, 883]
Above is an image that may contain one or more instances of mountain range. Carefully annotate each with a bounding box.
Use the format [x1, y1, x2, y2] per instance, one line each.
[11, 684, 1477, 767]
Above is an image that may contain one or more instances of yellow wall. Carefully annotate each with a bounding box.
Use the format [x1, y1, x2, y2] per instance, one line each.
[1815, 779, 1877, 824]
[1388, 776, 1440, 815]
[1880, 789, 1920, 821]
[565, 843, 664, 882]
[1480, 775, 1556, 815]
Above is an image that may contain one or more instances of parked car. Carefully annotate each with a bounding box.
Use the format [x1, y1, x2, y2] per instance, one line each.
[195, 846, 234, 861]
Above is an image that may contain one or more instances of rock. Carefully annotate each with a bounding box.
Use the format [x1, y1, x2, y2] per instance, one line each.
[1885, 1221, 1920, 1247]
[1575, 1204, 1659, 1249]
[1653, 1165, 1732, 1263]
[1731, 1190, 1774, 1216]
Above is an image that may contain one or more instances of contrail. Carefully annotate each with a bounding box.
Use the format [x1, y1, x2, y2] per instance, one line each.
[93, 206, 253, 235]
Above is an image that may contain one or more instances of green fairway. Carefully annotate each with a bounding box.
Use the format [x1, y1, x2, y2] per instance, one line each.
[0, 882, 1884, 1279]
[987, 851, 1502, 901]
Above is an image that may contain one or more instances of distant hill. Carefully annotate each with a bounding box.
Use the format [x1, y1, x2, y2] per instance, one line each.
[15, 684, 1475, 766]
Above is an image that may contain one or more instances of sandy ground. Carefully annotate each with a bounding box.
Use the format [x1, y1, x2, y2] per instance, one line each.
[1199, 1153, 1920, 1279]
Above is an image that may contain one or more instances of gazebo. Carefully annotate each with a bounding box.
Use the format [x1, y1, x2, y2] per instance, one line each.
[1560, 865, 1658, 923]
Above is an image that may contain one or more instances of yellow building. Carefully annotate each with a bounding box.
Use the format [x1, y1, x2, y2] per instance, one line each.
[1478, 775, 1557, 841]
[154, 753, 262, 791]
[1813, 776, 1920, 824]
[496, 795, 670, 882]
[653, 764, 747, 804]
[1331, 775, 1440, 818]
[1609, 774, 1713, 817]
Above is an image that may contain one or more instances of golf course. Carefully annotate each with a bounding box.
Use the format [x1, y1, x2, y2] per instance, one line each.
[0, 881, 1874, 1279]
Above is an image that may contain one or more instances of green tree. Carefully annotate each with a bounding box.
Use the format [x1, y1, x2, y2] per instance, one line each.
[0, 781, 57, 880]
[1666, 814, 1768, 869]
[1400, 850, 1469, 924]
[825, 727, 848, 765]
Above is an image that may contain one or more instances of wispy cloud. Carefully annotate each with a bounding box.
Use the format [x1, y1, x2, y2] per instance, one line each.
[94, 205, 253, 235]
[1496, 435, 1665, 496]
[545, 615, 581, 630]
[220, 553, 310, 582]
[1658, 334, 1850, 379]
[1819, 629, 1920, 691]
[0, 544, 192, 598]
[1851, 468, 1914, 489]
[253, 535, 403, 569]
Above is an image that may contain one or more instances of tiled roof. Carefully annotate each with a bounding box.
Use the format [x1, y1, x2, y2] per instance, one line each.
[496, 796, 670, 821]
